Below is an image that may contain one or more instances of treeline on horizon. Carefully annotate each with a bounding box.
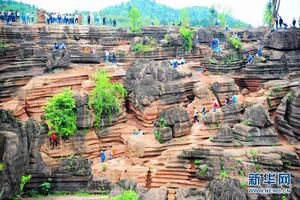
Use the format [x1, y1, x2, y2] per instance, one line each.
[0, 0, 249, 28]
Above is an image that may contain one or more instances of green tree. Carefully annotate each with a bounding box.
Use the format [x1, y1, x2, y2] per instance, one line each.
[128, 6, 141, 32]
[179, 27, 194, 52]
[89, 69, 127, 128]
[180, 8, 190, 26]
[217, 9, 232, 28]
[44, 88, 77, 137]
[263, 0, 273, 27]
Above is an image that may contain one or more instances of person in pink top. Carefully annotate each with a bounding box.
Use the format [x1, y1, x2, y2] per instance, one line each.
[213, 98, 219, 112]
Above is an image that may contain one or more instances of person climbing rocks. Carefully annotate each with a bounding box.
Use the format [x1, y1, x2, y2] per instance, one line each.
[213, 99, 218, 112]
[193, 107, 199, 123]
[279, 16, 283, 29]
[112, 52, 116, 64]
[179, 57, 186, 65]
[87, 14, 91, 25]
[292, 18, 296, 27]
[139, 129, 145, 135]
[112, 19, 116, 27]
[247, 55, 254, 64]
[105, 50, 109, 62]
[275, 17, 279, 29]
[257, 45, 262, 57]
[202, 107, 206, 119]
[109, 147, 113, 160]
[102, 16, 106, 25]
[100, 150, 106, 163]
[50, 132, 59, 149]
[224, 95, 230, 105]
[283, 23, 288, 31]
[133, 129, 139, 136]
[231, 93, 237, 104]
[298, 17, 300, 28]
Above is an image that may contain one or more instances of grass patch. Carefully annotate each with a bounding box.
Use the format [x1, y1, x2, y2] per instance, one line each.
[132, 43, 153, 52]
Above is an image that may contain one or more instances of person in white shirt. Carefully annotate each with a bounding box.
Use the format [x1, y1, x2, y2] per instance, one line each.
[105, 51, 109, 62]
[193, 107, 199, 123]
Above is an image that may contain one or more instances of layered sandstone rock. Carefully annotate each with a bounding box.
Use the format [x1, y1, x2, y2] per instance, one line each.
[276, 83, 300, 142]
[125, 60, 198, 127]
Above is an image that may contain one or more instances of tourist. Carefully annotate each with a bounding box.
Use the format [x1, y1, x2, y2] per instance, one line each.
[105, 51, 109, 62]
[257, 45, 262, 57]
[109, 148, 113, 160]
[247, 55, 254, 64]
[133, 129, 139, 136]
[92, 47, 96, 54]
[225, 24, 229, 31]
[298, 17, 300, 28]
[112, 52, 116, 64]
[213, 99, 218, 112]
[193, 107, 199, 123]
[279, 16, 283, 29]
[16, 10, 20, 22]
[113, 19, 117, 27]
[102, 16, 106, 25]
[179, 57, 186, 65]
[224, 95, 230, 105]
[275, 17, 279, 29]
[111, 146, 116, 158]
[292, 18, 296, 27]
[172, 58, 178, 68]
[100, 150, 106, 163]
[283, 23, 288, 31]
[231, 93, 237, 104]
[202, 107, 206, 119]
[50, 132, 59, 149]
[139, 129, 145, 135]
[88, 14, 91, 25]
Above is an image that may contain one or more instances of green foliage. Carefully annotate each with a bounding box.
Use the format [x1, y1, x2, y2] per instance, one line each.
[132, 43, 152, 52]
[179, 27, 194, 52]
[164, 34, 171, 42]
[180, 8, 190, 26]
[286, 91, 295, 104]
[249, 149, 260, 171]
[219, 169, 228, 178]
[273, 86, 283, 93]
[109, 190, 139, 200]
[194, 159, 202, 165]
[28, 189, 42, 198]
[44, 88, 77, 137]
[153, 130, 164, 144]
[39, 182, 51, 195]
[128, 6, 141, 32]
[282, 194, 287, 200]
[102, 164, 107, 172]
[217, 9, 232, 27]
[0, 162, 5, 171]
[199, 164, 209, 176]
[89, 69, 127, 128]
[0, 40, 9, 51]
[159, 117, 167, 128]
[242, 118, 252, 126]
[227, 35, 243, 50]
[263, 0, 273, 27]
[241, 179, 247, 190]
[19, 175, 31, 194]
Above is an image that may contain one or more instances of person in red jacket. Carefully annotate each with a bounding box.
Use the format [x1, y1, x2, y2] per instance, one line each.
[50, 132, 59, 149]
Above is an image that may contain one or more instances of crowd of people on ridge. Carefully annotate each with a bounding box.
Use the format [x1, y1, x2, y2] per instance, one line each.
[0, 10, 35, 25]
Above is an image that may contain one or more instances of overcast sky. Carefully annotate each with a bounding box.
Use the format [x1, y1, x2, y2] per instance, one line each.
[18, 0, 300, 27]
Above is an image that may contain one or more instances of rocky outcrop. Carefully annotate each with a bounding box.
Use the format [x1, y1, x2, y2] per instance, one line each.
[0, 109, 45, 199]
[154, 106, 192, 141]
[125, 59, 197, 127]
[233, 104, 279, 146]
[276, 83, 300, 142]
[206, 178, 248, 200]
[175, 187, 206, 200]
[74, 93, 94, 128]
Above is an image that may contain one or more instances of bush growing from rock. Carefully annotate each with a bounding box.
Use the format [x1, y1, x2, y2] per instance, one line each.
[179, 27, 194, 52]
[227, 35, 243, 50]
[44, 88, 77, 137]
[109, 190, 139, 200]
[89, 69, 127, 128]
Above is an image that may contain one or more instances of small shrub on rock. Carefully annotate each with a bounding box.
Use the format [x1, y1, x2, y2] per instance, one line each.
[44, 88, 77, 137]
[109, 190, 139, 200]
[227, 35, 243, 50]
